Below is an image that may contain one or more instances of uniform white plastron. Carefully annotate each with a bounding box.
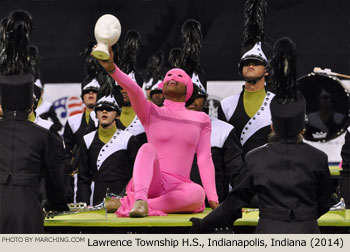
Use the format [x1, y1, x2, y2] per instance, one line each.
[210, 117, 234, 148]
[124, 116, 145, 136]
[34, 116, 54, 130]
[220, 94, 240, 122]
[67, 113, 84, 134]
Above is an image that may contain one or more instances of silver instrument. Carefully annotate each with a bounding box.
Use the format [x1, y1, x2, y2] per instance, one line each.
[44, 198, 108, 219]
[44, 188, 123, 219]
[329, 198, 346, 211]
[241, 198, 346, 214]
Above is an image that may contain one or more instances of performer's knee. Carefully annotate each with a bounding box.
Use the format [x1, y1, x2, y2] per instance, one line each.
[182, 183, 205, 205]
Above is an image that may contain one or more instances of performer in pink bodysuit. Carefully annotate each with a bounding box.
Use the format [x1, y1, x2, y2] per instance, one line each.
[94, 46, 219, 217]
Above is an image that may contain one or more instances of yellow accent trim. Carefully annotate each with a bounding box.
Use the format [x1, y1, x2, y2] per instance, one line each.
[85, 111, 90, 125]
[120, 106, 136, 127]
[28, 111, 36, 122]
[98, 125, 117, 144]
[243, 88, 266, 118]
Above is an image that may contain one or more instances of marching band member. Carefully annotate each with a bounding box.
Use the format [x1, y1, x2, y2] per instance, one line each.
[0, 74, 68, 233]
[181, 18, 243, 202]
[118, 30, 147, 144]
[187, 82, 243, 203]
[63, 41, 101, 203]
[150, 82, 165, 107]
[189, 37, 334, 234]
[76, 87, 141, 206]
[218, 0, 274, 156]
[143, 51, 165, 100]
[340, 127, 350, 208]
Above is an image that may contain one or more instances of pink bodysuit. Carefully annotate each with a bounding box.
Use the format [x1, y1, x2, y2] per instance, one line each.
[110, 65, 218, 216]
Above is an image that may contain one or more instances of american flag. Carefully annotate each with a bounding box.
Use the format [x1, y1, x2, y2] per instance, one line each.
[53, 96, 85, 121]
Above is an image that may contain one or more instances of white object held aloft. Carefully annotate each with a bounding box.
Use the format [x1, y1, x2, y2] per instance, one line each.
[92, 14, 121, 60]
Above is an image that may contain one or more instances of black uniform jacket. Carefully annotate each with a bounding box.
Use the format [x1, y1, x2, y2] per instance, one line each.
[340, 127, 350, 208]
[341, 127, 350, 175]
[76, 129, 141, 206]
[218, 87, 275, 156]
[63, 110, 99, 158]
[191, 117, 243, 203]
[0, 114, 68, 233]
[63, 111, 98, 202]
[34, 116, 69, 205]
[196, 137, 334, 234]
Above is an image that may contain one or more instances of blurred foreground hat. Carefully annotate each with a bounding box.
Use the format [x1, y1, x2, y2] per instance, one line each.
[0, 74, 34, 110]
[271, 96, 306, 137]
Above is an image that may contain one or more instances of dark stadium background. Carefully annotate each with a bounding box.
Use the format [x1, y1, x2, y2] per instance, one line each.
[0, 0, 349, 84]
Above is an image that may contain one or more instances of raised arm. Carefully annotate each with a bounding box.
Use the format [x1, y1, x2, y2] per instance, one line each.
[109, 65, 151, 125]
[92, 46, 152, 125]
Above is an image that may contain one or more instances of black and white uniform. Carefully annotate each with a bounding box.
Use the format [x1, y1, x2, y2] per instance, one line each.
[76, 129, 141, 206]
[0, 112, 68, 233]
[63, 110, 99, 203]
[116, 72, 147, 144]
[117, 115, 147, 144]
[191, 117, 243, 203]
[218, 87, 275, 156]
[34, 116, 54, 131]
[64, 110, 99, 153]
[340, 126, 350, 208]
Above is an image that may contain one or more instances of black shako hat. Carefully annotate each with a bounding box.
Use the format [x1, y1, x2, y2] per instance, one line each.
[95, 95, 121, 114]
[0, 74, 34, 110]
[269, 37, 305, 138]
[81, 78, 100, 95]
[95, 82, 122, 115]
[149, 81, 163, 98]
[270, 94, 306, 138]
